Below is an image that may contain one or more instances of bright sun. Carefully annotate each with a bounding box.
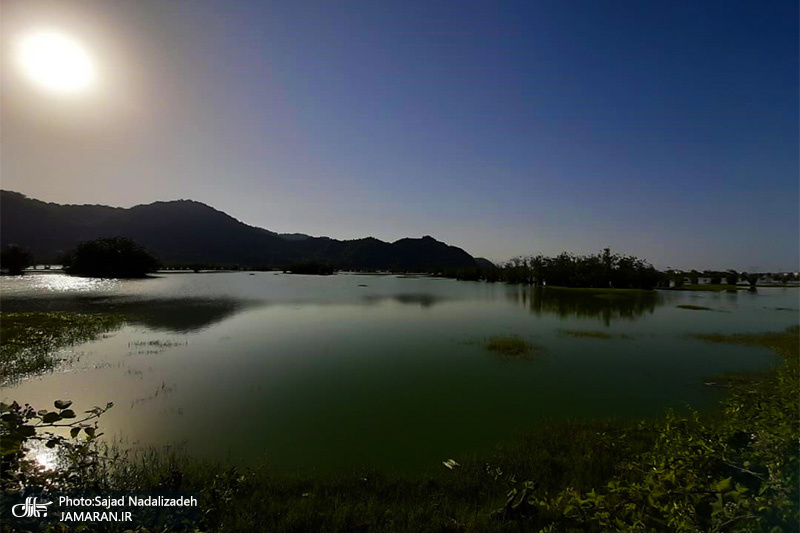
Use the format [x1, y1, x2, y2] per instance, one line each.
[15, 29, 97, 95]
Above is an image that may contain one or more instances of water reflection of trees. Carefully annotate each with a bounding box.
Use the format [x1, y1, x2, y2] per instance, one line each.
[506, 287, 663, 325]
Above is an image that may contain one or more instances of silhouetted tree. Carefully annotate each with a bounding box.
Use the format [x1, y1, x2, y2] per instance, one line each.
[725, 270, 739, 286]
[188, 262, 208, 273]
[63, 237, 160, 278]
[0, 246, 33, 275]
[602, 247, 613, 287]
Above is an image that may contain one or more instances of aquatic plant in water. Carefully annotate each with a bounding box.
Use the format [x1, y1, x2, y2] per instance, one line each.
[485, 336, 544, 359]
[557, 329, 632, 340]
[0, 312, 123, 382]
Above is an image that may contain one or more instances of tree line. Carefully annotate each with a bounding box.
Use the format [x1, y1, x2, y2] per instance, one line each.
[443, 248, 665, 290]
[443, 249, 798, 290]
[0, 238, 160, 278]
[2, 239, 797, 288]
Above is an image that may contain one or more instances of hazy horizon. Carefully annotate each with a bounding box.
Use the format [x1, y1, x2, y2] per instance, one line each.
[1, 0, 798, 271]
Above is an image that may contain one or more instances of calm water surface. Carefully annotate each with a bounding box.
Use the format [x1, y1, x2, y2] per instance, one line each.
[2, 273, 798, 472]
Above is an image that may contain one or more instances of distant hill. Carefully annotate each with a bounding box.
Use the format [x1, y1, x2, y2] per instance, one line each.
[0, 191, 477, 271]
[474, 258, 497, 270]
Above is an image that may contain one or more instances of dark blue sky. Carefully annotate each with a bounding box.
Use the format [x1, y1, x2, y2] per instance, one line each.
[2, 0, 798, 270]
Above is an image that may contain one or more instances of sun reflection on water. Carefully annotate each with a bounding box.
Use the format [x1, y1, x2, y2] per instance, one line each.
[26, 274, 118, 293]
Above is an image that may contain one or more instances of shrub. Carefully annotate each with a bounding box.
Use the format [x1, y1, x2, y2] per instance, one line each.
[0, 245, 33, 275]
[63, 237, 160, 278]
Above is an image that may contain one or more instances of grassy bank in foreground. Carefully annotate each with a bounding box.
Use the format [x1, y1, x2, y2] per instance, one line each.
[0, 312, 123, 383]
[2, 326, 797, 532]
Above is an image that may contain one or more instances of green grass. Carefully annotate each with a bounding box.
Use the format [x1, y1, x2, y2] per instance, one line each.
[92, 417, 651, 533]
[485, 336, 543, 358]
[0, 311, 123, 382]
[557, 329, 632, 340]
[676, 304, 715, 311]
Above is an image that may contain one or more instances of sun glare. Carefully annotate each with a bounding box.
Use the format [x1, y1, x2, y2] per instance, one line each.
[15, 29, 97, 95]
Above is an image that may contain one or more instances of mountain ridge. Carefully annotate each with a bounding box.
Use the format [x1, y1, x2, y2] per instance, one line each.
[0, 190, 477, 271]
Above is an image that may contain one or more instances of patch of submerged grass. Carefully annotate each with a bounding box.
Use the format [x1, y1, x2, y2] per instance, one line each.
[485, 336, 543, 359]
[546, 286, 652, 295]
[558, 329, 632, 340]
[689, 324, 800, 354]
[676, 304, 714, 311]
[0, 311, 123, 382]
[664, 284, 745, 292]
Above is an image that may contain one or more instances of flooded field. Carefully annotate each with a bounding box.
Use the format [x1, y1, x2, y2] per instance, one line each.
[2, 272, 797, 472]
